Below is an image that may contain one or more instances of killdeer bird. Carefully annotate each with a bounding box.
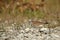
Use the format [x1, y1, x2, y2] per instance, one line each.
[29, 19, 48, 28]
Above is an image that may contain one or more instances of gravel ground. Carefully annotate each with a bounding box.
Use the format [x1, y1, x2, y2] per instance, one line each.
[0, 20, 60, 40]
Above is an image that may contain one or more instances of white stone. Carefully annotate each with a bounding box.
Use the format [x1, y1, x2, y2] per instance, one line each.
[20, 30, 25, 33]
[51, 33, 60, 38]
[40, 28, 49, 33]
[25, 28, 30, 32]
[12, 24, 15, 26]
[40, 28, 49, 31]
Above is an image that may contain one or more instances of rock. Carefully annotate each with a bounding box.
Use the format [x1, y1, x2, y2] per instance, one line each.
[30, 28, 34, 32]
[25, 28, 30, 32]
[12, 24, 15, 26]
[39, 28, 49, 34]
[51, 33, 60, 38]
[20, 30, 25, 33]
